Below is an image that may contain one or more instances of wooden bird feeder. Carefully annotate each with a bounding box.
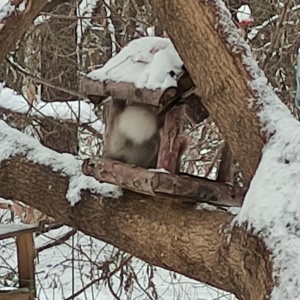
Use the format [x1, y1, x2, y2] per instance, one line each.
[81, 72, 208, 174]
[80, 75, 245, 207]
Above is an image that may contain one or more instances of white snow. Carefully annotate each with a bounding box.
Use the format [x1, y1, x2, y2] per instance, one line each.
[0, 198, 13, 205]
[0, 120, 121, 205]
[35, 101, 104, 133]
[214, 0, 300, 299]
[146, 26, 155, 36]
[148, 168, 170, 173]
[236, 5, 253, 24]
[0, 85, 29, 113]
[0, 86, 104, 133]
[0, 0, 14, 23]
[76, 0, 100, 45]
[0, 223, 37, 236]
[33, 14, 50, 26]
[0, 0, 298, 297]
[87, 37, 184, 90]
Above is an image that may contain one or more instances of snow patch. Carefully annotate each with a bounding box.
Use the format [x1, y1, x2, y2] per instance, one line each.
[0, 224, 37, 236]
[236, 4, 253, 25]
[0, 0, 14, 23]
[0, 85, 29, 113]
[0, 121, 121, 205]
[0, 87, 104, 133]
[35, 101, 104, 133]
[87, 37, 184, 90]
[0, 198, 13, 205]
[76, 0, 100, 45]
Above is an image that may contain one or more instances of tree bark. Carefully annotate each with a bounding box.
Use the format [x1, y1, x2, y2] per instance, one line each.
[0, 0, 49, 63]
[0, 155, 272, 300]
[149, 0, 265, 182]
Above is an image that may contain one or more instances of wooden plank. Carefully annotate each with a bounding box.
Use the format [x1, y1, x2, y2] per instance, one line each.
[0, 225, 40, 240]
[0, 288, 31, 300]
[16, 233, 36, 299]
[102, 99, 125, 157]
[157, 105, 185, 173]
[0, 293, 30, 300]
[82, 157, 246, 207]
[81, 77, 163, 105]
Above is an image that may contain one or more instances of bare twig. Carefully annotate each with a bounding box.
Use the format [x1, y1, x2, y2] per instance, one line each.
[0, 107, 103, 139]
[37, 228, 77, 253]
[262, 0, 292, 70]
[6, 58, 86, 99]
[41, 12, 109, 20]
[64, 255, 133, 300]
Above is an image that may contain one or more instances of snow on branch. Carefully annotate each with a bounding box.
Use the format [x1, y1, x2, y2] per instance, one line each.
[212, 1, 300, 299]
[236, 5, 253, 27]
[0, 0, 15, 24]
[0, 120, 121, 205]
[87, 37, 184, 90]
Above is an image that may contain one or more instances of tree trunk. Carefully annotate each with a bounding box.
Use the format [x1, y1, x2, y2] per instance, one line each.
[0, 155, 273, 300]
[149, 0, 265, 182]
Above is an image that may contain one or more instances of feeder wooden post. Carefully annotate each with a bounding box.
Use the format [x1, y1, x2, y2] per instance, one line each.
[0, 225, 38, 300]
[157, 105, 185, 173]
[102, 98, 125, 156]
[16, 233, 36, 299]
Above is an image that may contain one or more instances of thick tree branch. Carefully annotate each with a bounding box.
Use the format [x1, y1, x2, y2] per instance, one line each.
[149, 0, 265, 182]
[0, 154, 272, 299]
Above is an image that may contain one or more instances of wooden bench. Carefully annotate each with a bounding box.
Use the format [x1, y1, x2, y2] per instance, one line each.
[0, 224, 40, 300]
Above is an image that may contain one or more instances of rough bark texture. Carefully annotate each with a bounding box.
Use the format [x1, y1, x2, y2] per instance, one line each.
[157, 105, 184, 173]
[0, 156, 273, 300]
[0, 0, 49, 63]
[82, 157, 245, 207]
[217, 141, 234, 183]
[81, 78, 164, 105]
[149, 0, 265, 182]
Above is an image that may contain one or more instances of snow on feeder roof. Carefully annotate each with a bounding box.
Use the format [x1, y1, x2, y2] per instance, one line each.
[81, 37, 208, 124]
[87, 37, 184, 90]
